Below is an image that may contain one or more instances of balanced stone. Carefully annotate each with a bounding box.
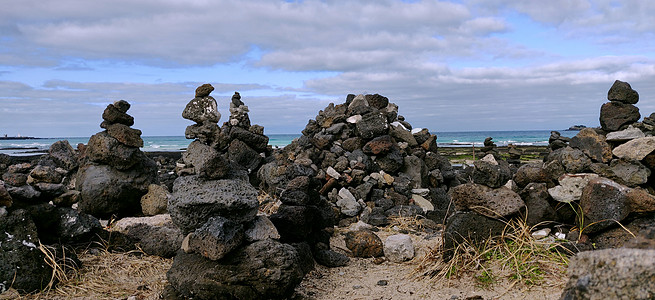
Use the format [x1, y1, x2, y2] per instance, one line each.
[607, 79, 639, 104]
[182, 93, 221, 124]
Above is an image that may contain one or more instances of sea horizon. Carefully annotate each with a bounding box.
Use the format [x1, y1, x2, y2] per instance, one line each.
[0, 129, 579, 156]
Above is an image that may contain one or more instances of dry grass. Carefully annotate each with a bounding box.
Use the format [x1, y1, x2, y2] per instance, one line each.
[12, 248, 172, 300]
[258, 190, 281, 216]
[413, 218, 571, 289]
[385, 215, 426, 232]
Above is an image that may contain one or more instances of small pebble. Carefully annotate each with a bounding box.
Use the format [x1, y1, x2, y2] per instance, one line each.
[353, 285, 363, 289]
[377, 280, 388, 286]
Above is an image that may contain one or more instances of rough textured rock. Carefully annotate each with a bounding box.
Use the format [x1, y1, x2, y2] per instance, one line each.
[187, 216, 244, 261]
[560, 249, 655, 300]
[383, 234, 415, 263]
[450, 183, 525, 218]
[569, 128, 612, 163]
[106, 123, 144, 148]
[344, 230, 384, 258]
[547, 147, 591, 173]
[141, 184, 169, 216]
[609, 158, 650, 187]
[244, 216, 280, 242]
[167, 239, 305, 300]
[48, 140, 78, 171]
[443, 211, 506, 254]
[548, 173, 599, 203]
[85, 131, 143, 170]
[77, 161, 158, 218]
[613, 137, 655, 160]
[607, 79, 639, 104]
[472, 157, 511, 188]
[519, 183, 557, 226]
[182, 95, 221, 124]
[0, 181, 13, 207]
[168, 176, 259, 233]
[606, 125, 645, 142]
[599, 101, 640, 132]
[579, 177, 631, 234]
[111, 214, 184, 258]
[0, 209, 52, 293]
[513, 163, 552, 188]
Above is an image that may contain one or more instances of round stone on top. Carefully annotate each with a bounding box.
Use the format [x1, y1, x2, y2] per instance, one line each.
[608, 80, 639, 104]
[195, 83, 215, 97]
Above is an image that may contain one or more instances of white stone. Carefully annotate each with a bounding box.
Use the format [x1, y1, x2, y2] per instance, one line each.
[531, 228, 551, 239]
[347, 115, 362, 124]
[245, 215, 280, 242]
[181, 233, 192, 253]
[384, 234, 415, 263]
[411, 189, 430, 196]
[390, 121, 407, 130]
[613, 137, 655, 160]
[555, 232, 567, 239]
[411, 194, 434, 212]
[411, 128, 424, 134]
[326, 166, 340, 179]
[480, 154, 498, 165]
[337, 188, 360, 216]
[606, 125, 645, 142]
[348, 94, 369, 109]
[111, 214, 173, 233]
[349, 220, 373, 231]
[548, 173, 599, 203]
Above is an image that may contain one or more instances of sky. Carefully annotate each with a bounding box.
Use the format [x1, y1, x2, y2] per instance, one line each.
[2, 0, 655, 137]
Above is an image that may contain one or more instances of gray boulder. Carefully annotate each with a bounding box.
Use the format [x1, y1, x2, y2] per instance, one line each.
[607, 79, 639, 104]
[187, 216, 244, 261]
[182, 95, 221, 124]
[560, 249, 655, 300]
[450, 183, 525, 218]
[384, 234, 415, 263]
[356, 112, 388, 139]
[600, 101, 640, 132]
[547, 147, 591, 173]
[48, 140, 78, 171]
[168, 176, 258, 233]
[105, 123, 144, 148]
[609, 158, 650, 187]
[472, 156, 512, 188]
[519, 183, 557, 226]
[85, 131, 143, 170]
[606, 125, 645, 142]
[443, 211, 506, 256]
[569, 128, 612, 163]
[579, 177, 631, 234]
[111, 214, 184, 258]
[141, 184, 169, 216]
[613, 137, 655, 160]
[167, 239, 305, 300]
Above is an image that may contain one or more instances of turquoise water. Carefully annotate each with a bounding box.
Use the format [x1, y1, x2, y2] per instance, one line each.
[0, 130, 579, 155]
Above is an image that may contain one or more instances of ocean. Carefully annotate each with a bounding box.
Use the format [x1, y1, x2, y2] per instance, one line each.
[0, 130, 579, 156]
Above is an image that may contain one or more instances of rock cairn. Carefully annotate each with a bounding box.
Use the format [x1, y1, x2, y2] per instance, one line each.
[166, 84, 306, 299]
[258, 93, 457, 265]
[76, 100, 158, 218]
[1, 141, 103, 293]
[549, 131, 570, 150]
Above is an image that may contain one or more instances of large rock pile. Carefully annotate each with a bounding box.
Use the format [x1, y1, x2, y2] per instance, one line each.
[76, 100, 158, 218]
[258, 93, 457, 265]
[166, 85, 307, 299]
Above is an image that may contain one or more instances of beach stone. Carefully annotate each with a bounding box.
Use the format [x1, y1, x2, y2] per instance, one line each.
[28, 165, 63, 184]
[168, 176, 258, 233]
[337, 187, 361, 217]
[188, 216, 244, 261]
[195, 83, 214, 97]
[365, 94, 389, 109]
[6, 184, 41, 202]
[613, 137, 655, 160]
[102, 102, 134, 126]
[450, 183, 525, 218]
[443, 211, 506, 254]
[0, 181, 12, 207]
[363, 135, 394, 155]
[472, 157, 511, 188]
[85, 131, 142, 170]
[513, 163, 551, 188]
[356, 112, 388, 140]
[141, 184, 169, 216]
[548, 173, 599, 203]
[560, 248, 655, 300]
[606, 125, 645, 142]
[227, 139, 261, 173]
[384, 234, 415, 263]
[607, 79, 639, 104]
[547, 147, 591, 173]
[600, 101, 640, 131]
[412, 194, 434, 213]
[579, 177, 631, 234]
[167, 239, 305, 300]
[626, 188, 655, 213]
[106, 123, 144, 148]
[345, 229, 384, 257]
[111, 214, 184, 258]
[569, 128, 612, 163]
[33, 182, 66, 198]
[0, 209, 52, 294]
[519, 183, 557, 226]
[182, 140, 229, 179]
[228, 126, 269, 152]
[182, 96, 221, 124]
[77, 160, 158, 218]
[314, 248, 350, 267]
[609, 158, 650, 187]
[184, 122, 220, 144]
[7, 163, 31, 174]
[2, 172, 27, 187]
[28, 205, 102, 244]
[244, 215, 280, 242]
[270, 205, 321, 242]
[389, 123, 417, 147]
[48, 140, 78, 171]
[376, 148, 404, 173]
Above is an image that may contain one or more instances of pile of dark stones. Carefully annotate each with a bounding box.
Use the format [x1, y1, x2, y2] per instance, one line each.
[257, 93, 457, 265]
[1, 141, 102, 293]
[76, 100, 159, 218]
[165, 84, 308, 299]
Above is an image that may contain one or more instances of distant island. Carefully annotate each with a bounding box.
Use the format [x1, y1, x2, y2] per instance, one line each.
[0, 135, 40, 140]
[566, 125, 587, 131]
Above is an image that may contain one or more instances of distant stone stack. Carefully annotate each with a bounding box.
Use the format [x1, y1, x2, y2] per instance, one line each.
[258, 93, 457, 266]
[549, 131, 570, 150]
[600, 80, 640, 132]
[166, 84, 306, 299]
[76, 100, 158, 218]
